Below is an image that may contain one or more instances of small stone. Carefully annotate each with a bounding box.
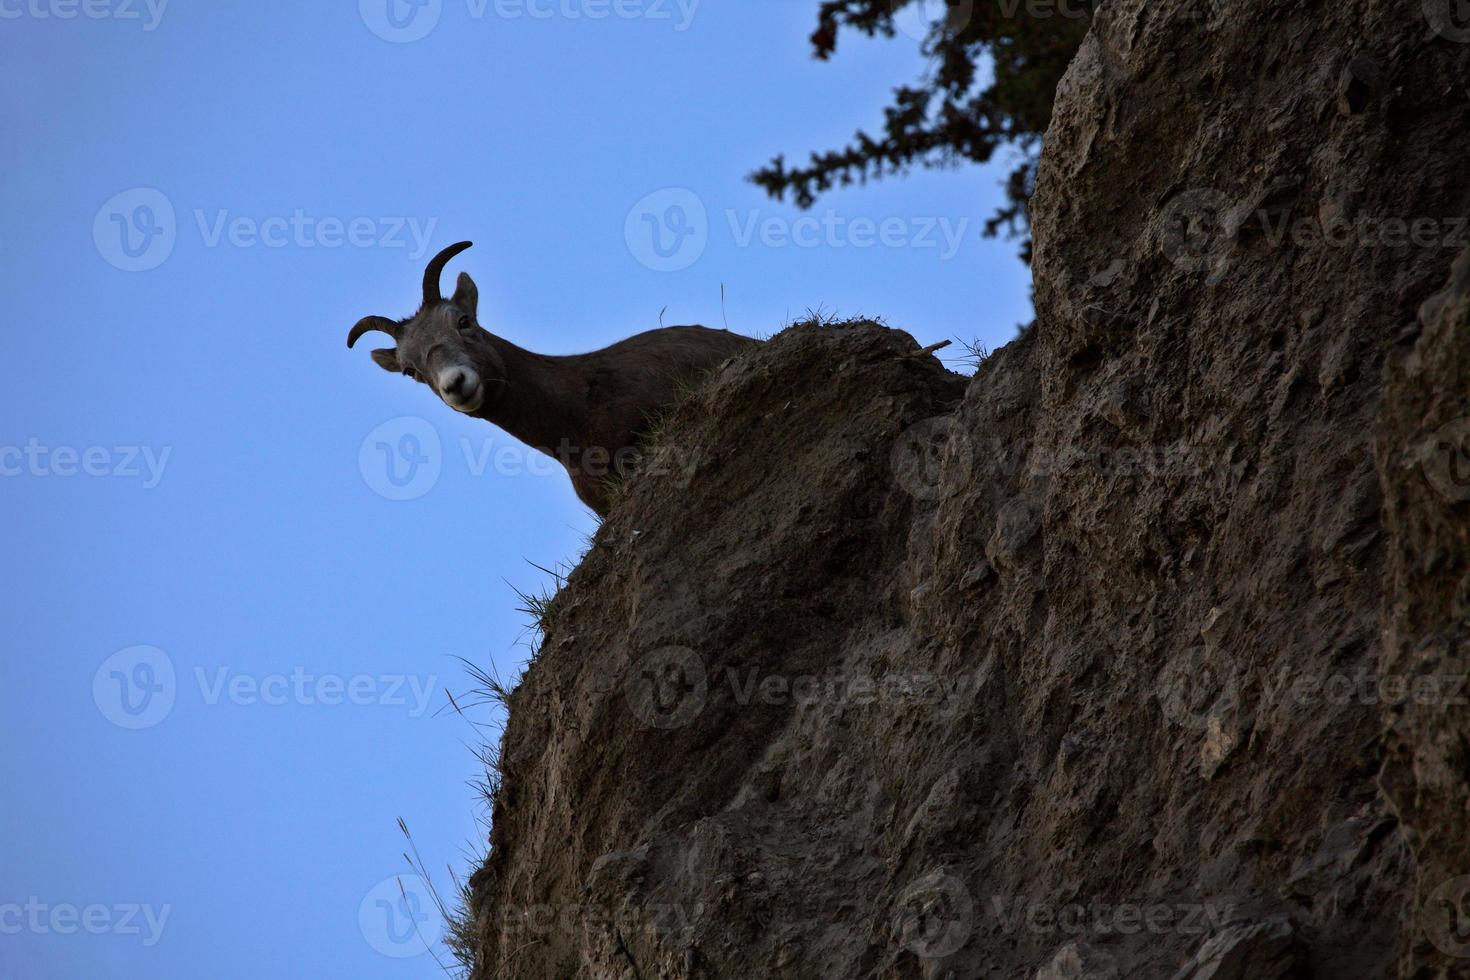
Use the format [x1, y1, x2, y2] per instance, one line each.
[1200, 715, 1239, 780]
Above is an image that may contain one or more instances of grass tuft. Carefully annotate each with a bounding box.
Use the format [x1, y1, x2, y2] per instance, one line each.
[424, 546, 585, 977]
[428, 654, 530, 977]
[955, 337, 991, 373]
[502, 560, 568, 655]
[781, 305, 889, 332]
[397, 817, 479, 978]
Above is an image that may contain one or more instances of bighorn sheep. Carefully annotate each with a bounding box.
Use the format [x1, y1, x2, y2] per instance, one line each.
[348, 242, 757, 515]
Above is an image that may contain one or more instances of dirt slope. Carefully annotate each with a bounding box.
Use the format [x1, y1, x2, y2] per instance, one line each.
[462, 0, 1470, 976]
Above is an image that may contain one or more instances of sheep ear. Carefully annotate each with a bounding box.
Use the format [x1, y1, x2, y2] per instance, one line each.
[370, 348, 401, 373]
[452, 272, 479, 319]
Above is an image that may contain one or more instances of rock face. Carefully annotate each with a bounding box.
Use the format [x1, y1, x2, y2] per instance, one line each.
[462, 1, 1470, 977]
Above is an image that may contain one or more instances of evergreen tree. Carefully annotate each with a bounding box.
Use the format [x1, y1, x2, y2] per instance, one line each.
[750, 0, 1093, 262]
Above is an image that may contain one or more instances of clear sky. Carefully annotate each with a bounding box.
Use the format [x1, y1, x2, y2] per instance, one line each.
[0, 1, 1031, 976]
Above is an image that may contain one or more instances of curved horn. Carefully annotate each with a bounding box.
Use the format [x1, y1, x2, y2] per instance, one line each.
[422, 241, 474, 305]
[347, 315, 400, 349]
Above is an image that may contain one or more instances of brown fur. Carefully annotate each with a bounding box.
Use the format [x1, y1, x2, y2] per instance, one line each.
[348, 243, 758, 515]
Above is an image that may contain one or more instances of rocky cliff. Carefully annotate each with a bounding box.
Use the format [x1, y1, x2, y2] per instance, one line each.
[461, 0, 1470, 976]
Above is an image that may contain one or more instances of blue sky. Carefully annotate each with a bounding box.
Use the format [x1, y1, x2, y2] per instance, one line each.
[0, 1, 1031, 976]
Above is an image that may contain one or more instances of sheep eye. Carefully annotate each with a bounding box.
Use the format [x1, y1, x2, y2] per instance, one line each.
[403, 367, 418, 381]
[458, 316, 472, 331]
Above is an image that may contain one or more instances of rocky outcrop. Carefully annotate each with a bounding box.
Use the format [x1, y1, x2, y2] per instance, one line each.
[461, 0, 1470, 976]
[1377, 246, 1470, 975]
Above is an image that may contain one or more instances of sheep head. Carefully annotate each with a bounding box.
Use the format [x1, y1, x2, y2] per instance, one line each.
[347, 241, 506, 416]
